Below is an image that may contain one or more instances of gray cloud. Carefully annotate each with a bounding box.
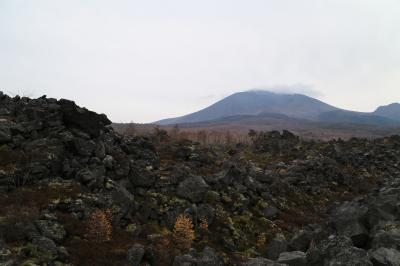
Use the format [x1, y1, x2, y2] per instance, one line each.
[250, 85, 323, 98]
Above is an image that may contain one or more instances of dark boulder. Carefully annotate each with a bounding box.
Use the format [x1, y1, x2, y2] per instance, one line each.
[198, 246, 224, 266]
[73, 138, 96, 157]
[34, 220, 66, 243]
[127, 243, 145, 266]
[262, 206, 279, 220]
[265, 234, 287, 260]
[242, 258, 286, 266]
[370, 247, 400, 266]
[173, 247, 223, 266]
[277, 251, 307, 266]
[129, 161, 157, 188]
[330, 201, 369, 247]
[307, 235, 372, 266]
[371, 227, 400, 250]
[173, 253, 197, 266]
[59, 99, 111, 137]
[0, 128, 11, 144]
[288, 230, 313, 252]
[31, 236, 59, 258]
[177, 176, 210, 203]
[76, 168, 96, 184]
[198, 204, 215, 225]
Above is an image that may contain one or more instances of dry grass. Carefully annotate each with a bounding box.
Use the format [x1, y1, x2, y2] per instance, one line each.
[64, 232, 139, 266]
[0, 183, 82, 245]
[0, 205, 40, 243]
[0, 183, 82, 216]
[58, 211, 140, 266]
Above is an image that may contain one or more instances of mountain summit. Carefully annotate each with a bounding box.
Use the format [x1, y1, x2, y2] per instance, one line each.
[156, 90, 339, 125]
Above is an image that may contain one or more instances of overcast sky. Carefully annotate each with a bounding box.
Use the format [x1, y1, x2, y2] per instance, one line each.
[1, 0, 399, 122]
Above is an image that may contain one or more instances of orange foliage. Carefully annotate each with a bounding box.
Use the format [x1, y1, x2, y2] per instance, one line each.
[87, 209, 113, 242]
[173, 215, 195, 251]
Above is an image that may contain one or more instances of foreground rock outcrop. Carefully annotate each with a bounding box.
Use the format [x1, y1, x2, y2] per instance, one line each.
[0, 92, 400, 265]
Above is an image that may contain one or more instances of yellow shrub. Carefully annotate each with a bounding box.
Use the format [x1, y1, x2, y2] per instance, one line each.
[173, 215, 195, 251]
[87, 209, 112, 242]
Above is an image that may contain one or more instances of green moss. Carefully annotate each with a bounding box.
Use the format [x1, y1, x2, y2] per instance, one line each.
[0, 216, 7, 225]
[168, 196, 187, 206]
[104, 179, 115, 189]
[256, 199, 269, 210]
[243, 247, 258, 258]
[234, 212, 253, 226]
[204, 191, 220, 204]
[72, 236, 82, 241]
[226, 217, 234, 227]
[125, 223, 137, 233]
[111, 204, 122, 214]
[11, 246, 23, 256]
[20, 259, 40, 266]
[24, 243, 55, 263]
[233, 201, 243, 209]
[222, 194, 232, 204]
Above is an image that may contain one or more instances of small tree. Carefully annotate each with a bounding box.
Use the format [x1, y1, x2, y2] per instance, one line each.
[199, 218, 209, 231]
[153, 126, 169, 144]
[124, 121, 136, 136]
[87, 209, 113, 242]
[248, 129, 257, 141]
[196, 130, 208, 146]
[224, 131, 233, 145]
[156, 228, 175, 264]
[173, 215, 195, 251]
[170, 124, 180, 141]
[256, 232, 268, 249]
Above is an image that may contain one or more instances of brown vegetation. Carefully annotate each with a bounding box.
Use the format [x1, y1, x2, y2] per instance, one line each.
[87, 209, 113, 242]
[199, 218, 209, 231]
[0, 184, 82, 217]
[0, 205, 39, 243]
[173, 215, 195, 251]
[64, 229, 141, 266]
[113, 120, 400, 143]
[0, 183, 81, 245]
[155, 228, 176, 265]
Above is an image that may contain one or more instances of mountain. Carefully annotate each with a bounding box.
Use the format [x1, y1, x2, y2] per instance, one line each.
[155, 90, 400, 127]
[373, 103, 400, 121]
[156, 90, 339, 125]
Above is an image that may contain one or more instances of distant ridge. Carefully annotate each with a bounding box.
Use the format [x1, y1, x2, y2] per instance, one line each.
[317, 110, 400, 126]
[374, 103, 400, 122]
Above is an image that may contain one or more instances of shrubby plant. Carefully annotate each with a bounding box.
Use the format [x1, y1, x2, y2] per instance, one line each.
[87, 209, 112, 242]
[173, 215, 195, 251]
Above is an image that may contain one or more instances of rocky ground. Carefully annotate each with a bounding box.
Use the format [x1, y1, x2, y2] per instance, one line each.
[0, 92, 400, 266]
